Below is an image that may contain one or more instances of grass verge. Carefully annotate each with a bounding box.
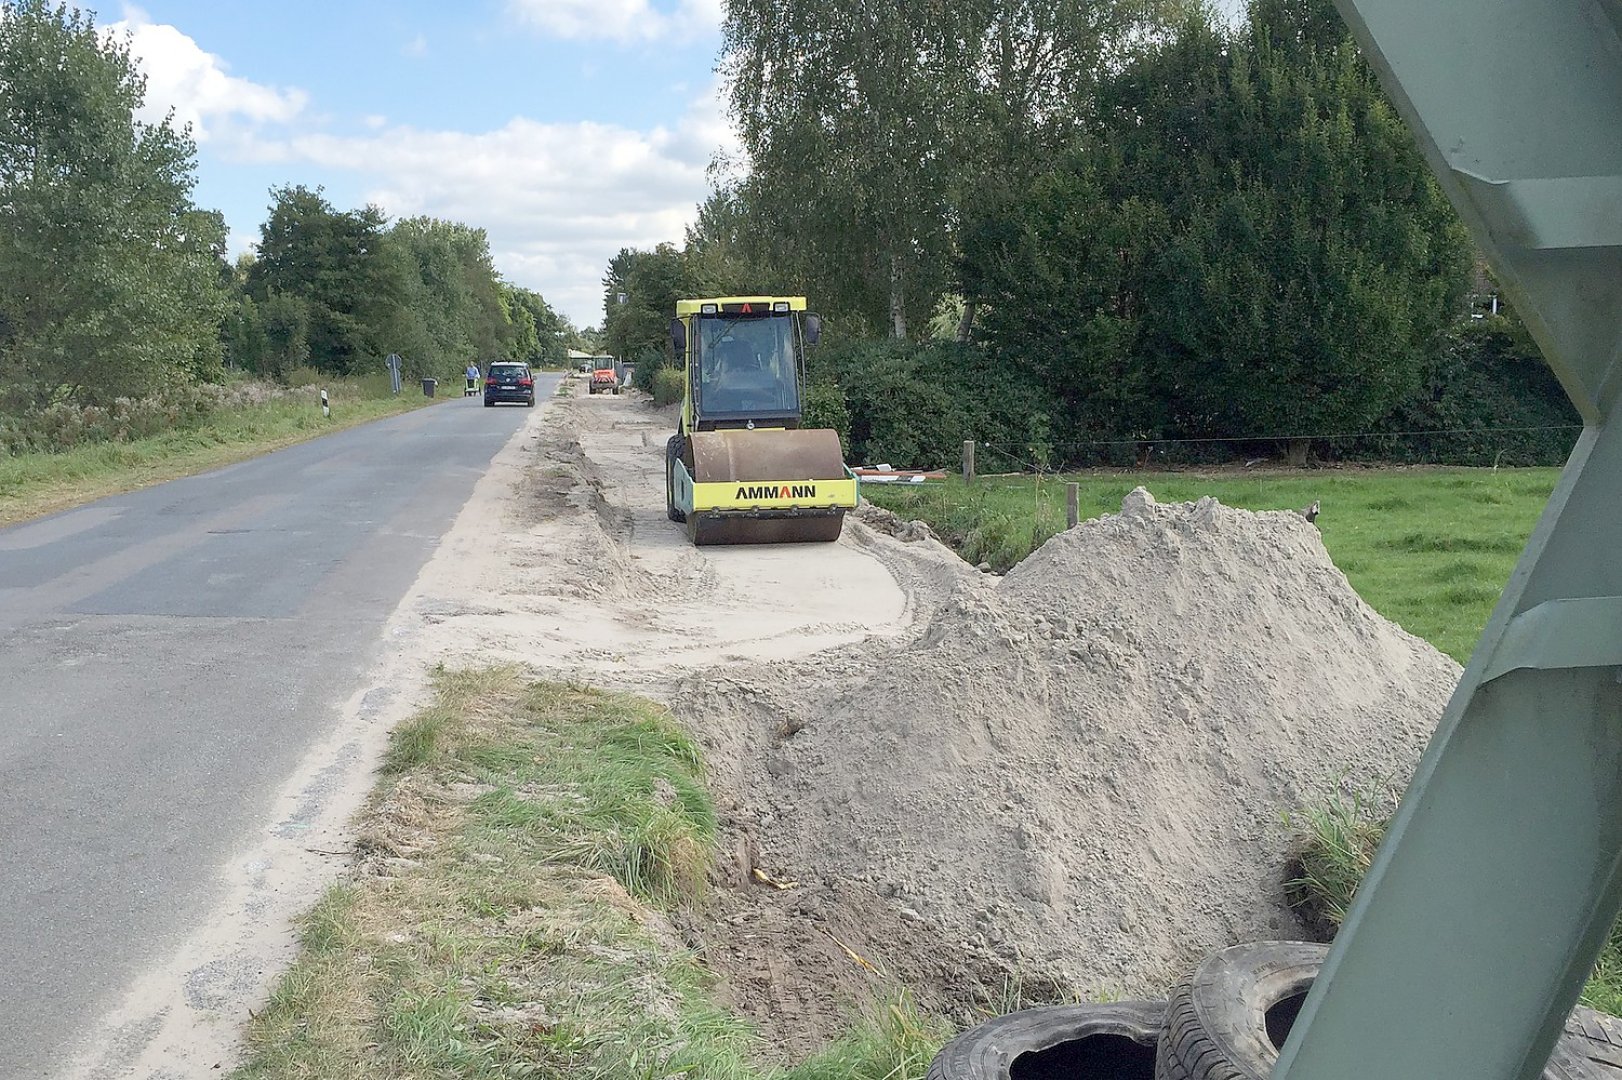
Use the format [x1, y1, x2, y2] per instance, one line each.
[0, 384, 429, 528]
[867, 468, 1559, 661]
[1287, 790, 1622, 1013]
[235, 667, 951, 1080]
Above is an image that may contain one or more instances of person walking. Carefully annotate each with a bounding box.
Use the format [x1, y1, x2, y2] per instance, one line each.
[465, 362, 480, 396]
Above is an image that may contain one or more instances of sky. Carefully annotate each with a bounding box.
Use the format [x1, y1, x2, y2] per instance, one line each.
[91, 0, 735, 329]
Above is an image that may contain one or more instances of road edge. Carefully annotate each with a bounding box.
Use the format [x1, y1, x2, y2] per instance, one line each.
[60, 396, 552, 1080]
[0, 397, 440, 531]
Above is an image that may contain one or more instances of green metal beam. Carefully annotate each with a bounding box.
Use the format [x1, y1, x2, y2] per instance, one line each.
[1274, 2, 1622, 1079]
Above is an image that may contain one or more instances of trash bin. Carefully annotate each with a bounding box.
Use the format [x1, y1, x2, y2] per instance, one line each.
[421, 378, 436, 397]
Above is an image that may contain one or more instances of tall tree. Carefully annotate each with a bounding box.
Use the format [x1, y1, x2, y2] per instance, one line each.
[389, 216, 514, 364]
[720, 0, 1179, 340]
[0, 0, 227, 408]
[504, 285, 572, 365]
[600, 243, 696, 361]
[723, 2, 957, 338]
[966, 2, 1472, 457]
[684, 187, 764, 298]
[1142, 3, 1472, 458]
[246, 185, 403, 374]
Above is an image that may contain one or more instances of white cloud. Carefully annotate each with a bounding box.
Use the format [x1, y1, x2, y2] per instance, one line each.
[252, 80, 738, 327]
[401, 32, 428, 58]
[226, 229, 258, 260]
[507, 0, 722, 44]
[99, 6, 736, 327]
[108, 5, 306, 141]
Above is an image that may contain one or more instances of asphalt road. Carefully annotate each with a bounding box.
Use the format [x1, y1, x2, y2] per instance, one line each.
[0, 382, 557, 1077]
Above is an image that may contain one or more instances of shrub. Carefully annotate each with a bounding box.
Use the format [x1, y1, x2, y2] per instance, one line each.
[631, 347, 667, 394]
[0, 378, 373, 456]
[816, 339, 1053, 469]
[802, 382, 852, 456]
[651, 367, 685, 407]
[1354, 315, 1580, 466]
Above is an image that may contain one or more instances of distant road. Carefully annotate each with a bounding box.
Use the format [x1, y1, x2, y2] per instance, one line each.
[0, 379, 559, 1077]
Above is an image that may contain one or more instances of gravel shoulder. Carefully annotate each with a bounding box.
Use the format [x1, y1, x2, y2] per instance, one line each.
[405, 386, 958, 690]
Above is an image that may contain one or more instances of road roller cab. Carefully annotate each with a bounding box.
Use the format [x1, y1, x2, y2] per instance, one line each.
[664, 297, 859, 545]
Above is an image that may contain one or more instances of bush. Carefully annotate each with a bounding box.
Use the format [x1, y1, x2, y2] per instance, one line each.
[1353, 315, 1580, 466]
[0, 377, 382, 456]
[651, 367, 685, 407]
[816, 340, 1053, 469]
[802, 382, 852, 456]
[631, 347, 666, 394]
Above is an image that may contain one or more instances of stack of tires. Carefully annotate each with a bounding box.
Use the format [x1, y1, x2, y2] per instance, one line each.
[927, 942, 1622, 1079]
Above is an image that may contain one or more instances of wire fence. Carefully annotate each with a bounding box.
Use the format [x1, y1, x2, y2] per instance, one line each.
[968, 422, 1584, 476]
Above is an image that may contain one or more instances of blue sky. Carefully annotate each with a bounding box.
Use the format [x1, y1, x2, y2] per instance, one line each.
[93, 1, 732, 328]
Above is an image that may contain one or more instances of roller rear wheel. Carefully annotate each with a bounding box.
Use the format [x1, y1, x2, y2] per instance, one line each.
[687, 512, 844, 546]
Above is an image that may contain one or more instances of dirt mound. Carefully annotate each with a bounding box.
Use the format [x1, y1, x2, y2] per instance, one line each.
[852, 500, 940, 544]
[679, 488, 1459, 1015]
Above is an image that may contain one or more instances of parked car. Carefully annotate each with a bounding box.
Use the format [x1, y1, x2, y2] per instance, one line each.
[484, 362, 535, 407]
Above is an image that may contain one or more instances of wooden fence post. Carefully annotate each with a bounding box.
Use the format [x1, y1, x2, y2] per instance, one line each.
[962, 440, 976, 484]
[1066, 482, 1080, 528]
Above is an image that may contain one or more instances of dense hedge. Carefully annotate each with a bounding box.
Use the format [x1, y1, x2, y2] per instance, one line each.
[807, 340, 1052, 469]
[630, 348, 666, 395]
[1346, 317, 1580, 466]
[801, 314, 1580, 470]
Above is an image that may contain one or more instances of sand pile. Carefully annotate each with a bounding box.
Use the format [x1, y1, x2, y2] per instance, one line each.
[683, 489, 1461, 999]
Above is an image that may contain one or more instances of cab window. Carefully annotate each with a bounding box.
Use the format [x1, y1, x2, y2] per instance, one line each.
[695, 315, 798, 414]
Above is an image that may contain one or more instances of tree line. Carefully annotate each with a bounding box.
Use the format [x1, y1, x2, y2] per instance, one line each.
[605, 0, 1577, 468]
[0, 0, 575, 416]
[225, 186, 575, 383]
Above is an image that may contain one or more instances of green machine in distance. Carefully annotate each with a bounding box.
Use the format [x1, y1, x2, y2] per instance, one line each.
[665, 297, 859, 546]
[1276, 2, 1622, 1079]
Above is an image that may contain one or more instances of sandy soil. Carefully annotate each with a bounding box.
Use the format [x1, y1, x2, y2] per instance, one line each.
[456, 389, 1456, 1057]
[675, 489, 1460, 1052]
[407, 388, 942, 693]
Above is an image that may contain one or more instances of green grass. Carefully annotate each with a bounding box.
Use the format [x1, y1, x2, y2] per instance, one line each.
[237, 668, 946, 1080]
[0, 380, 430, 528]
[867, 468, 1559, 661]
[781, 995, 951, 1080]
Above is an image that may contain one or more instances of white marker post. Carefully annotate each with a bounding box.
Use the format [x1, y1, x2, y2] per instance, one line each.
[321, 389, 330, 419]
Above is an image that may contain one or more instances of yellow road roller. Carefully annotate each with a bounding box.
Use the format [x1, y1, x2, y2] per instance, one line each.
[664, 296, 858, 545]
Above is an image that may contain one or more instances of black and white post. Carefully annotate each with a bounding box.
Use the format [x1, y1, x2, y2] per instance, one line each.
[321, 388, 330, 419]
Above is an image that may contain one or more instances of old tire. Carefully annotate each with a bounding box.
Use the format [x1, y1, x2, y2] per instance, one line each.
[1567, 1006, 1622, 1074]
[666, 435, 686, 523]
[929, 1001, 1164, 1080]
[1157, 942, 1602, 1080]
[1156, 942, 1322, 1080]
